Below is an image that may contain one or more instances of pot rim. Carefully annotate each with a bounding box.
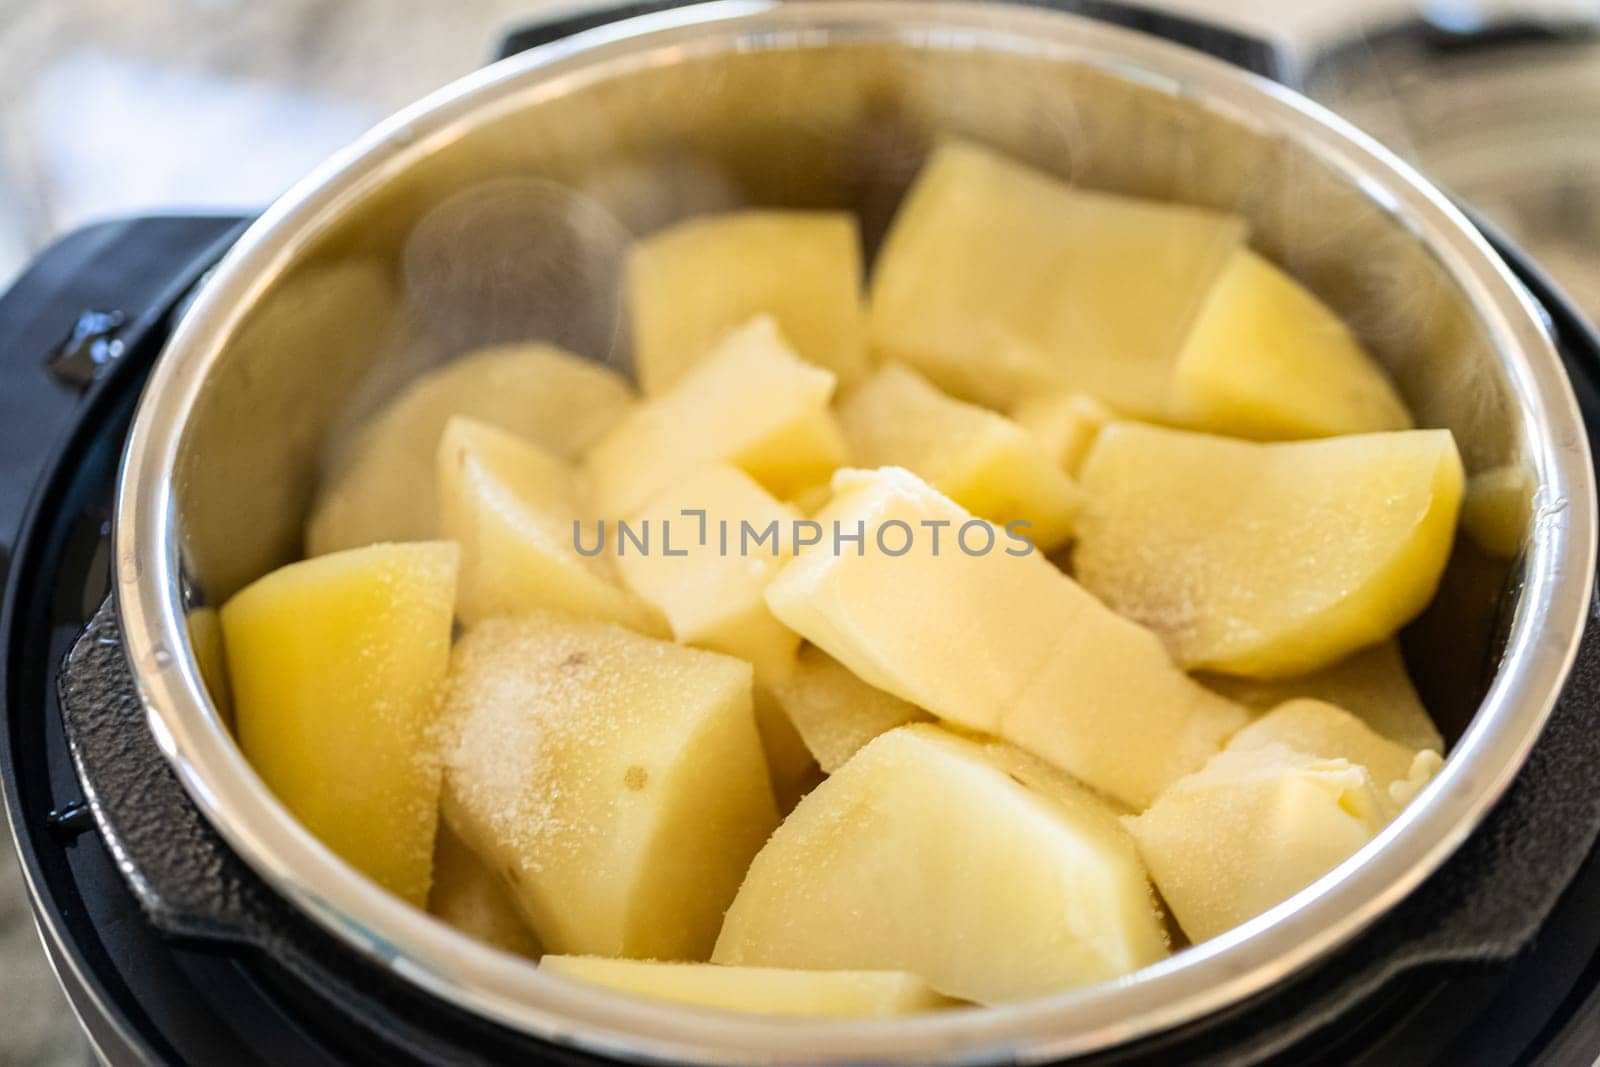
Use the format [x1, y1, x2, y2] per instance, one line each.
[113, 2, 1598, 1062]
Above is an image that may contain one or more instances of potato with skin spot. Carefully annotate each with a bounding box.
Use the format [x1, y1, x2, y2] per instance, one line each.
[1172, 249, 1412, 440]
[1200, 640, 1443, 754]
[428, 821, 541, 958]
[869, 140, 1244, 414]
[1125, 743, 1386, 944]
[838, 365, 1084, 551]
[540, 957, 957, 1017]
[584, 316, 848, 518]
[437, 417, 664, 633]
[308, 344, 634, 555]
[1074, 424, 1464, 678]
[629, 211, 868, 393]
[441, 613, 777, 960]
[713, 725, 1168, 1004]
[222, 542, 458, 907]
[772, 644, 933, 773]
[765, 467, 1244, 809]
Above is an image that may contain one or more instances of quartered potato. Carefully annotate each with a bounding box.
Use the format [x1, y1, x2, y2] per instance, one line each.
[764, 467, 1245, 809]
[1074, 424, 1464, 677]
[1172, 250, 1412, 440]
[869, 140, 1244, 415]
[838, 365, 1084, 551]
[629, 211, 868, 393]
[540, 957, 954, 1017]
[441, 613, 777, 960]
[1125, 743, 1386, 943]
[429, 821, 542, 958]
[1227, 699, 1442, 815]
[437, 417, 664, 633]
[1201, 640, 1443, 754]
[585, 316, 848, 517]
[1010, 392, 1115, 476]
[307, 344, 634, 555]
[771, 644, 932, 773]
[221, 541, 459, 906]
[714, 725, 1168, 1004]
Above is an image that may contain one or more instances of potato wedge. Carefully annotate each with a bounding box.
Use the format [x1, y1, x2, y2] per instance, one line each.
[771, 644, 932, 773]
[629, 211, 868, 393]
[585, 316, 847, 518]
[1227, 699, 1442, 815]
[1200, 640, 1443, 753]
[869, 140, 1244, 414]
[541, 957, 954, 1017]
[764, 467, 1244, 809]
[437, 417, 663, 632]
[428, 821, 542, 958]
[1074, 424, 1464, 677]
[614, 463, 803, 685]
[308, 344, 633, 555]
[838, 365, 1083, 551]
[1461, 462, 1534, 559]
[1010, 392, 1115, 476]
[441, 613, 777, 959]
[1172, 249, 1412, 440]
[1125, 744, 1385, 943]
[221, 541, 458, 906]
[714, 725, 1168, 1004]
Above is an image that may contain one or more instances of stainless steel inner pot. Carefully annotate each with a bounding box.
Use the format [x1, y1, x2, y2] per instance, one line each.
[113, 2, 1597, 1062]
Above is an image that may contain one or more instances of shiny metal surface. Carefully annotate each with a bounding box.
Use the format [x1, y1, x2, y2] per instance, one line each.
[114, 2, 1596, 1062]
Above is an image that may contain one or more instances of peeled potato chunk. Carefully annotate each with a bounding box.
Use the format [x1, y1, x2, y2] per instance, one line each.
[428, 821, 542, 958]
[441, 614, 777, 960]
[1201, 640, 1443, 754]
[308, 344, 634, 555]
[1125, 744, 1386, 943]
[541, 957, 954, 1018]
[1461, 463, 1534, 559]
[1172, 249, 1412, 440]
[629, 211, 868, 393]
[437, 417, 663, 633]
[772, 644, 933, 773]
[1010, 392, 1115, 476]
[615, 463, 803, 686]
[613, 463, 812, 796]
[838, 365, 1084, 551]
[221, 541, 458, 907]
[714, 725, 1168, 1004]
[764, 467, 1245, 809]
[1075, 424, 1465, 678]
[585, 316, 847, 518]
[1227, 699, 1443, 815]
[869, 140, 1244, 414]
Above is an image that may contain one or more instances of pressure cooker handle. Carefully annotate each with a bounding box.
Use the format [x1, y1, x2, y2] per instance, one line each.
[0, 216, 249, 598]
[493, 0, 1296, 84]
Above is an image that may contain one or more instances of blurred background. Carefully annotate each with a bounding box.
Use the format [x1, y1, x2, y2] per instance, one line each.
[1, 0, 1598, 1063]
